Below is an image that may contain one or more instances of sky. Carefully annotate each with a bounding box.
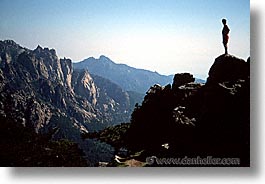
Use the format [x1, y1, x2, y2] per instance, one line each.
[0, 0, 250, 79]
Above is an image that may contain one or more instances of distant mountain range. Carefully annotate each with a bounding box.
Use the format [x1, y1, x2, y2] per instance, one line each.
[75, 56, 170, 93]
[74, 56, 205, 94]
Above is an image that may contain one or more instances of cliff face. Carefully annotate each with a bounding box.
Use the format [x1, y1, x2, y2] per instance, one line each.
[125, 54, 250, 166]
[0, 40, 131, 139]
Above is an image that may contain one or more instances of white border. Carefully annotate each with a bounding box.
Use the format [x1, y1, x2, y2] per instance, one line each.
[0, 0, 263, 183]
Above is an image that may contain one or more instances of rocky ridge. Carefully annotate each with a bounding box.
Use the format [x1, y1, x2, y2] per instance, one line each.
[0, 40, 134, 132]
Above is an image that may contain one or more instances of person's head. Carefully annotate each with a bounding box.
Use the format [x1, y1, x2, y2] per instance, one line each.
[222, 19, 227, 25]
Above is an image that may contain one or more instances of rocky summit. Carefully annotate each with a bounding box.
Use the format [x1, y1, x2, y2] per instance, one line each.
[123, 54, 250, 166]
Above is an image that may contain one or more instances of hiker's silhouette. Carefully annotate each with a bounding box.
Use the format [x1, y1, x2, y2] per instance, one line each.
[222, 19, 230, 55]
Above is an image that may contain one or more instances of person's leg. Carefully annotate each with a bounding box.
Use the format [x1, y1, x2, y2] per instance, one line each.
[223, 42, 228, 54]
[224, 44, 228, 54]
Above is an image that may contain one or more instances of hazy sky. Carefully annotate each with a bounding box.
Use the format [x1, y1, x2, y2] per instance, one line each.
[0, 0, 249, 79]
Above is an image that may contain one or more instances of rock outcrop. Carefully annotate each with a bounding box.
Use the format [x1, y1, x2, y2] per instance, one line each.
[172, 73, 195, 89]
[125, 54, 250, 166]
[207, 54, 249, 84]
[126, 73, 203, 150]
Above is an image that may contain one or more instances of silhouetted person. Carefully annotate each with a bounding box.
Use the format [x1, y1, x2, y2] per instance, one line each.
[222, 19, 230, 55]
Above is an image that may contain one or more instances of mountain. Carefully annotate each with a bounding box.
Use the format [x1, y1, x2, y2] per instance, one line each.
[0, 40, 136, 166]
[0, 40, 133, 131]
[195, 78, 206, 83]
[74, 55, 174, 93]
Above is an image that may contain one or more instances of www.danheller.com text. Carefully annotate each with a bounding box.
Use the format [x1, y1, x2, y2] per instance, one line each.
[146, 156, 240, 166]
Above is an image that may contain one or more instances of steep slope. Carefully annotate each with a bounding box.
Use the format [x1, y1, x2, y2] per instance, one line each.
[73, 55, 174, 93]
[1, 40, 91, 135]
[0, 116, 88, 166]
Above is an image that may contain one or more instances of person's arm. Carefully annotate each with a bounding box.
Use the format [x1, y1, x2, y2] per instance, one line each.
[226, 25, 230, 34]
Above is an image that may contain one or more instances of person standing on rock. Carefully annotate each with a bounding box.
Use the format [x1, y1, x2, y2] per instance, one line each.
[222, 18, 230, 55]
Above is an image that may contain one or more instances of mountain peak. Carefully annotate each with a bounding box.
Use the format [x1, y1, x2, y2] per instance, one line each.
[74, 55, 174, 93]
[2, 40, 18, 46]
[99, 55, 110, 60]
[80, 55, 114, 65]
[34, 45, 43, 52]
[0, 39, 23, 50]
[33, 45, 56, 56]
[98, 55, 115, 64]
[0, 40, 26, 59]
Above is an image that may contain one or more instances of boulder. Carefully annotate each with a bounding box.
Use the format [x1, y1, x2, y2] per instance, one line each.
[207, 54, 249, 84]
[172, 73, 195, 91]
